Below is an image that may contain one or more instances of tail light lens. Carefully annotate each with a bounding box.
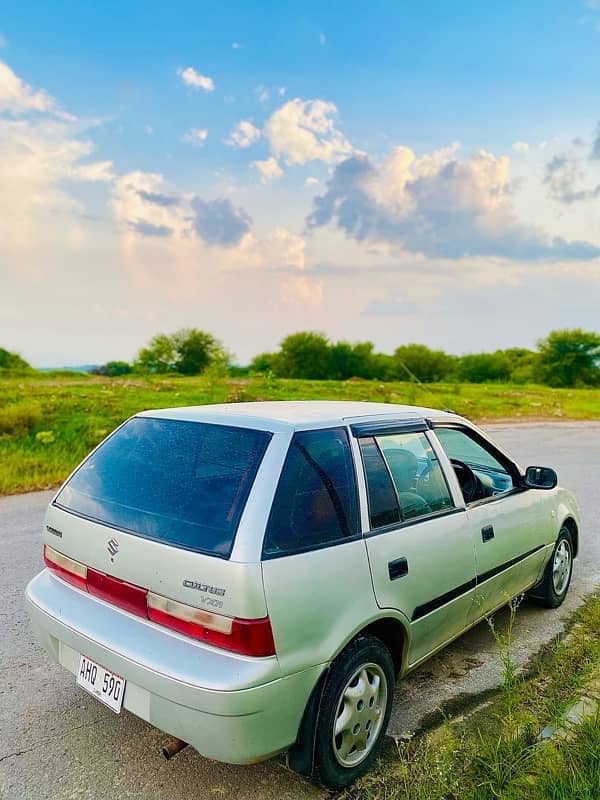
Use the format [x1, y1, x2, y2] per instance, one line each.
[44, 544, 88, 591]
[86, 568, 148, 618]
[43, 545, 275, 657]
[147, 592, 276, 657]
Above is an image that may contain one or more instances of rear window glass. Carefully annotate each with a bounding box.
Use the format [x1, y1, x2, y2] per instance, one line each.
[56, 417, 271, 557]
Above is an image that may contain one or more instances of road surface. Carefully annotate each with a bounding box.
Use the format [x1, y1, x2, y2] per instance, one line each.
[1, 423, 599, 799]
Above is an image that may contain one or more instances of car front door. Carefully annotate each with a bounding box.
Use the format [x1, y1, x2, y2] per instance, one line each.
[432, 424, 550, 623]
[353, 421, 476, 668]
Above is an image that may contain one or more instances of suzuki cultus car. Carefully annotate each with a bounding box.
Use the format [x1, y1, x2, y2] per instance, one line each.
[26, 402, 579, 788]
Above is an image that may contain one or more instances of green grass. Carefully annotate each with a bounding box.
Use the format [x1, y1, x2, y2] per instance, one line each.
[341, 593, 600, 800]
[0, 373, 599, 495]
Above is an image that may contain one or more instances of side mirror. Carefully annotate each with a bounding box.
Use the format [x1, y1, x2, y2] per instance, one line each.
[524, 466, 558, 490]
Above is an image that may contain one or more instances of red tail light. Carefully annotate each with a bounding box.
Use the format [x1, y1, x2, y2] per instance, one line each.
[146, 592, 276, 657]
[44, 544, 88, 591]
[86, 568, 148, 618]
[43, 545, 275, 657]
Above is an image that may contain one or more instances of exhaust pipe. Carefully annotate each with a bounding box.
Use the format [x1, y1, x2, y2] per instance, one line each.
[161, 737, 189, 760]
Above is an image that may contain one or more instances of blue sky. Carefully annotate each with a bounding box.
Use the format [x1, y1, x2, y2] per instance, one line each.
[2, 0, 600, 365]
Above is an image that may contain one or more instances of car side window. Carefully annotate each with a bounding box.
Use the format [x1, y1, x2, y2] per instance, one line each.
[360, 431, 454, 528]
[435, 427, 514, 499]
[263, 427, 359, 556]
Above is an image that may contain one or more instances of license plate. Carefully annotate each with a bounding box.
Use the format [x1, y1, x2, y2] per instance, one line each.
[76, 654, 125, 713]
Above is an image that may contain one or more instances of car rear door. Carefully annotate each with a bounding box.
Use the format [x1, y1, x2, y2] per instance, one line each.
[352, 420, 476, 668]
[260, 427, 379, 676]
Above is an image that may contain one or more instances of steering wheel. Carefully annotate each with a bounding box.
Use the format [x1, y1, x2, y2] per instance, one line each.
[450, 458, 479, 504]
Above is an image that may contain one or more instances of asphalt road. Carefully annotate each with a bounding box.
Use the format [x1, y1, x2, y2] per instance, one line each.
[1, 423, 599, 799]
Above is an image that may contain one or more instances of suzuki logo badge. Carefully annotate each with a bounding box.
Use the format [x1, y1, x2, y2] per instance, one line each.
[107, 538, 119, 560]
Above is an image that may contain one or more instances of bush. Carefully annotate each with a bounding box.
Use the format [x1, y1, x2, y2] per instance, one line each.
[0, 401, 42, 436]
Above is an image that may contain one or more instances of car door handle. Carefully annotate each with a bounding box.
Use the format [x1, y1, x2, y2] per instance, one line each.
[388, 557, 409, 581]
[481, 525, 495, 542]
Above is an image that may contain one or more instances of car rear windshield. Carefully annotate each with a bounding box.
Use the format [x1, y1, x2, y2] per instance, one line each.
[55, 417, 272, 557]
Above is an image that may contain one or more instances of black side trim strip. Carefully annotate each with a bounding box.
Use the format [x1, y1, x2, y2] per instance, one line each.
[411, 543, 547, 622]
[412, 578, 476, 621]
[477, 544, 545, 585]
[350, 419, 427, 438]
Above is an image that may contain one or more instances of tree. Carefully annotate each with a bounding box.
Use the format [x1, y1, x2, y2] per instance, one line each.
[499, 348, 540, 384]
[248, 352, 279, 374]
[329, 341, 377, 380]
[276, 332, 332, 379]
[391, 344, 455, 383]
[0, 347, 32, 373]
[536, 329, 600, 387]
[173, 329, 223, 375]
[456, 352, 512, 383]
[134, 329, 226, 375]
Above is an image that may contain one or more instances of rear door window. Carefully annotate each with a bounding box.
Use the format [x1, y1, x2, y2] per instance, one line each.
[263, 428, 359, 557]
[55, 417, 271, 557]
[359, 431, 454, 527]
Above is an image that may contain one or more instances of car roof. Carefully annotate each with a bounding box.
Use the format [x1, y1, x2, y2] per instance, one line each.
[137, 400, 463, 433]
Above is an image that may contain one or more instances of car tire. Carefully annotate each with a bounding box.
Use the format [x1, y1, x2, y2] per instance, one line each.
[528, 527, 573, 609]
[313, 634, 394, 790]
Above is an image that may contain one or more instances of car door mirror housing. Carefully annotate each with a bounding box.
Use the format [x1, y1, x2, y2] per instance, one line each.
[523, 466, 558, 490]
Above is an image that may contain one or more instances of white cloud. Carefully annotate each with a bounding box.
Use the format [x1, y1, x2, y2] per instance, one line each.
[226, 119, 260, 148]
[111, 171, 190, 239]
[178, 67, 215, 92]
[512, 141, 530, 153]
[0, 116, 114, 251]
[251, 156, 283, 183]
[305, 176, 319, 186]
[0, 60, 56, 114]
[182, 127, 208, 145]
[307, 145, 600, 261]
[265, 98, 353, 165]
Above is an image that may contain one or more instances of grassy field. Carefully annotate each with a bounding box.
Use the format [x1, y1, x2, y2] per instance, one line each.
[0, 373, 599, 495]
[343, 593, 600, 800]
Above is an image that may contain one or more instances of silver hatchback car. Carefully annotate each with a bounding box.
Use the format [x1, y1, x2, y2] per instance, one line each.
[26, 401, 579, 788]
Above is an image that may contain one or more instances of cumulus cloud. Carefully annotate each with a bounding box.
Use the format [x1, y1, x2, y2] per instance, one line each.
[305, 176, 319, 186]
[0, 115, 114, 251]
[178, 67, 214, 92]
[182, 127, 208, 145]
[0, 60, 56, 115]
[190, 197, 252, 247]
[544, 153, 600, 203]
[226, 119, 260, 148]
[264, 98, 353, 165]
[306, 146, 600, 260]
[111, 171, 187, 239]
[251, 156, 283, 183]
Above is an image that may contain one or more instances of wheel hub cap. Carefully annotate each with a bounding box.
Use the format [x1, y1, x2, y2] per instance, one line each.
[332, 662, 388, 767]
[552, 539, 571, 595]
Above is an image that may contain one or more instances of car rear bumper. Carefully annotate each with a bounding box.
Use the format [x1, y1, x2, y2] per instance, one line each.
[25, 569, 324, 764]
